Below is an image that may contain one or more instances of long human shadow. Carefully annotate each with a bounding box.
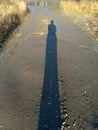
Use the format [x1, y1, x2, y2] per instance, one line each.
[37, 21, 61, 130]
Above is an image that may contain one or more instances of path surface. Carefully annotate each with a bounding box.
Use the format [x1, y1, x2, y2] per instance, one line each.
[0, 6, 98, 130]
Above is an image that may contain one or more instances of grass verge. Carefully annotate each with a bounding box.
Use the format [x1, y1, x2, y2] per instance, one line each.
[60, 0, 98, 15]
[0, 0, 28, 47]
[60, 0, 98, 39]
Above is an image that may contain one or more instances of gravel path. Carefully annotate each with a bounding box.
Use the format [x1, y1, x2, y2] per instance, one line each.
[0, 6, 98, 130]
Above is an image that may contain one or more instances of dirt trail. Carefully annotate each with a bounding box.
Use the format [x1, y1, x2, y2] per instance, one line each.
[0, 6, 98, 130]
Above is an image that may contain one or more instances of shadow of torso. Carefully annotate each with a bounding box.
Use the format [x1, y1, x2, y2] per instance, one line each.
[47, 22, 57, 43]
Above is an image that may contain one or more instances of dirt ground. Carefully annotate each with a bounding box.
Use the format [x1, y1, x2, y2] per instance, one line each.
[0, 6, 98, 130]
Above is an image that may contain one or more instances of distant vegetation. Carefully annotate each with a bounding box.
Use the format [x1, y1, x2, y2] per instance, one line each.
[0, 0, 27, 47]
[60, 0, 98, 15]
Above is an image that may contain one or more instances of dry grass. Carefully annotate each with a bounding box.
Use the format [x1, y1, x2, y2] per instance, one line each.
[60, 0, 98, 39]
[0, 0, 27, 46]
[60, 0, 98, 15]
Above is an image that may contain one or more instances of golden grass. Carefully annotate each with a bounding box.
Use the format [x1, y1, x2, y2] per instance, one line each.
[60, 1, 98, 39]
[0, 0, 27, 46]
[60, 1, 98, 15]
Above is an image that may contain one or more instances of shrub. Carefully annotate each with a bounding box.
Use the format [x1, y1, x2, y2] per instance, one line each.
[0, 0, 27, 46]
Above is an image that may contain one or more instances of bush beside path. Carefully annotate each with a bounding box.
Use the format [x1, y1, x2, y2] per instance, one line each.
[0, 0, 28, 47]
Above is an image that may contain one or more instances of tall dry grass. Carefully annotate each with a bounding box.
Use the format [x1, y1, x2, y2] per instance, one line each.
[60, 0, 98, 39]
[60, 0, 98, 15]
[0, 0, 27, 46]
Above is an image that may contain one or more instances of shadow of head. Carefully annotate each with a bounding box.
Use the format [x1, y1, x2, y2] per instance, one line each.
[51, 20, 54, 24]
